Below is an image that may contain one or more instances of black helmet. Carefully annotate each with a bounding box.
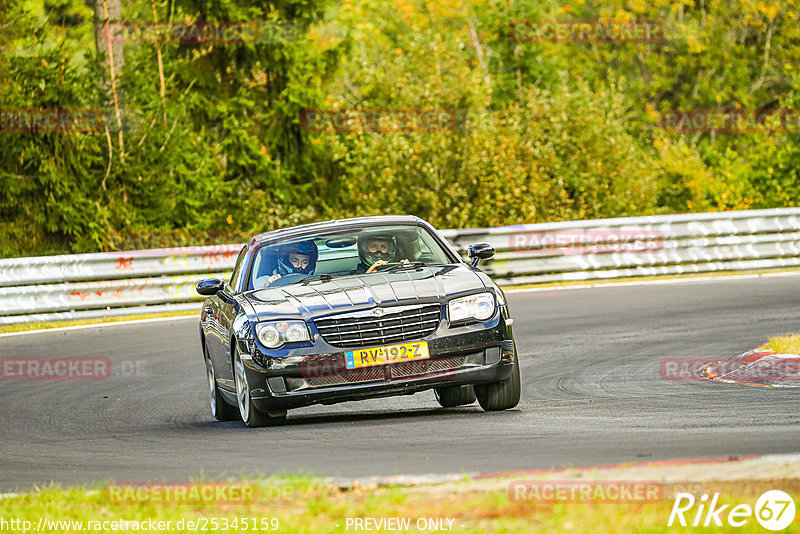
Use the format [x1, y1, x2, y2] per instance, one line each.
[277, 240, 318, 275]
[358, 234, 397, 268]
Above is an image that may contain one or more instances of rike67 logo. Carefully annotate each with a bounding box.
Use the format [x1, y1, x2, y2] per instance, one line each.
[668, 490, 796, 531]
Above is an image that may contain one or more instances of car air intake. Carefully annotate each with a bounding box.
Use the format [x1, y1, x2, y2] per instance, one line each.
[315, 304, 441, 348]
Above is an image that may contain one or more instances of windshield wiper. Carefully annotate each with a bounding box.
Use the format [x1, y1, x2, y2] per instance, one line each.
[299, 273, 333, 284]
[384, 262, 427, 272]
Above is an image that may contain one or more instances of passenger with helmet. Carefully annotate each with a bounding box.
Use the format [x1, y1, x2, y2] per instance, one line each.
[356, 234, 409, 274]
[265, 240, 318, 286]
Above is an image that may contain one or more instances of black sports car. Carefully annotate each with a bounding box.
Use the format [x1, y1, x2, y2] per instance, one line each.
[196, 215, 520, 427]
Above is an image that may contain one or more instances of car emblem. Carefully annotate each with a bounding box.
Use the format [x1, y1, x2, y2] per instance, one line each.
[373, 308, 384, 317]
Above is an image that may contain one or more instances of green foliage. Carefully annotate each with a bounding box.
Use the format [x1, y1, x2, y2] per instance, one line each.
[2, 0, 800, 257]
[0, 0, 342, 255]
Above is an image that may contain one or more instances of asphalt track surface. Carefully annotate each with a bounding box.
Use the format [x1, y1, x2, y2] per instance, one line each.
[2, 276, 800, 491]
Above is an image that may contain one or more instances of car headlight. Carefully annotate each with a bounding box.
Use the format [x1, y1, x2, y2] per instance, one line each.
[255, 321, 310, 349]
[448, 293, 496, 324]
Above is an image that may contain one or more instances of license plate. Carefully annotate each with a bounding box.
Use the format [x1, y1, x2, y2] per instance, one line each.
[345, 341, 429, 369]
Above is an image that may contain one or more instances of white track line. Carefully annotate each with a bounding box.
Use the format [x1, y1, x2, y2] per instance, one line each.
[505, 271, 800, 293]
[0, 314, 198, 338]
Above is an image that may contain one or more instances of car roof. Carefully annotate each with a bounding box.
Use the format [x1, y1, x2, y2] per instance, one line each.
[248, 215, 426, 246]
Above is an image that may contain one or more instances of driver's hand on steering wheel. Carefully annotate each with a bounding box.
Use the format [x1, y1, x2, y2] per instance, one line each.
[366, 259, 410, 274]
[266, 273, 282, 285]
[366, 260, 387, 274]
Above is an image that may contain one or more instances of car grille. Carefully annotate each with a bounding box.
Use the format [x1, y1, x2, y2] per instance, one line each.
[303, 367, 384, 388]
[315, 304, 441, 348]
[298, 356, 466, 388]
[390, 356, 464, 378]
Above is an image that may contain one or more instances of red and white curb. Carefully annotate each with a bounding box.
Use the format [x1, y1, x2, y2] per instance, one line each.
[703, 344, 800, 387]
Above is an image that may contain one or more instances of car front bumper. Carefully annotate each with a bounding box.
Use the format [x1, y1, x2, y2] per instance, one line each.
[236, 308, 516, 413]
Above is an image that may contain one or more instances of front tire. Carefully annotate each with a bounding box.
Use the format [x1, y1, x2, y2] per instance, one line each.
[233, 347, 286, 428]
[434, 385, 477, 407]
[205, 345, 238, 421]
[474, 352, 521, 411]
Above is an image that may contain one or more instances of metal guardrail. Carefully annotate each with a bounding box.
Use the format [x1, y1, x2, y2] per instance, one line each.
[2, 208, 800, 325]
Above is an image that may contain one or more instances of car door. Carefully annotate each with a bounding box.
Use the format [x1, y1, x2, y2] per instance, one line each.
[208, 246, 248, 390]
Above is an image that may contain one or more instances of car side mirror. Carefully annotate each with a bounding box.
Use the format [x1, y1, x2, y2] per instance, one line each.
[196, 278, 225, 296]
[467, 243, 495, 267]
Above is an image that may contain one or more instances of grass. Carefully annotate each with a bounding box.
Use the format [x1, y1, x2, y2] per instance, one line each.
[1, 476, 798, 533]
[0, 310, 197, 335]
[767, 333, 800, 355]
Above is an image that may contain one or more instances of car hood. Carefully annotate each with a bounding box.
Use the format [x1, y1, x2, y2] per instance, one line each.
[244, 264, 486, 321]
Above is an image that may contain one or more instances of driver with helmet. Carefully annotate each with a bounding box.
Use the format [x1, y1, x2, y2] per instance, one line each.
[356, 234, 409, 274]
[265, 240, 318, 286]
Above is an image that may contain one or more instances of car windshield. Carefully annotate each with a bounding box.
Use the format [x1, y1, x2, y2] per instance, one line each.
[248, 225, 453, 290]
